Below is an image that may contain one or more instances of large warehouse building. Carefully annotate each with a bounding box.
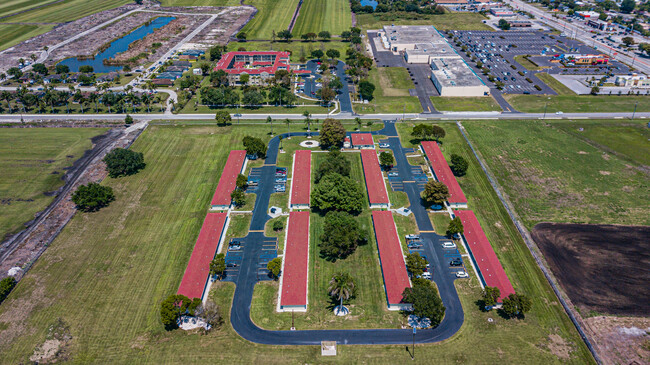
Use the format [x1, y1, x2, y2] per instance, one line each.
[378, 25, 489, 97]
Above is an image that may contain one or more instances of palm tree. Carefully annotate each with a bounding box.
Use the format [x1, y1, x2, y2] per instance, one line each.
[141, 93, 151, 113]
[266, 115, 273, 135]
[355, 117, 362, 131]
[328, 272, 356, 315]
[303, 110, 311, 131]
[285, 118, 291, 137]
[89, 92, 99, 113]
[1, 91, 12, 113]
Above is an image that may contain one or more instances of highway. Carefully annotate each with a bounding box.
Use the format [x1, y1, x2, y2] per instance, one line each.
[504, 0, 650, 75]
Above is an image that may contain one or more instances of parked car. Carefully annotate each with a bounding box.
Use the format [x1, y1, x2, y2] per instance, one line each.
[388, 172, 399, 177]
[226, 262, 238, 268]
[456, 271, 469, 278]
[229, 244, 241, 251]
[407, 242, 423, 249]
[442, 242, 456, 249]
[421, 272, 432, 279]
[449, 258, 463, 266]
[379, 143, 389, 148]
[405, 234, 420, 240]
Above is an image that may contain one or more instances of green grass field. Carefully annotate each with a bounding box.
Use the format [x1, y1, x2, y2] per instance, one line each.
[241, 0, 299, 39]
[514, 55, 545, 71]
[535, 72, 575, 95]
[431, 96, 502, 112]
[0, 128, 106, 241]
[159, 0, 241, 5]
[462, 120, 650, 228]
[0, 0, 58, 18]
[505, 93, 650, 113]
[357, 12, 492, 31]
[0, 123, 595, 363]
[354, 67, 422, 114]
[227, 40, 348, 62]
[0, 24, 53, 51]
[1, 0, 129, 23]
[429, 212, 451, 235]
[292, 0, 352, 36]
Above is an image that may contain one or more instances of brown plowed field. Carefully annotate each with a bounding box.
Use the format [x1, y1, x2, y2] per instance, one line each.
[532, 223, 650, 316]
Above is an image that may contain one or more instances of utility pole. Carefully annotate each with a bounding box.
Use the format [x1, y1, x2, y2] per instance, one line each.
[632, 100, 638, 120]
[543, 102, 548, 120]
[411, 326, 416, 360]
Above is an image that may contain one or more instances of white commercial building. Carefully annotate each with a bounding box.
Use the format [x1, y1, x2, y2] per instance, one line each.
[430, 58, 490, 96]
[615, 74, 650, 88]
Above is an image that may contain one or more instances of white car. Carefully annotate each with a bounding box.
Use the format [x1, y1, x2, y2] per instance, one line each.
[442, 242, 456, 249]
[422, 272, 432, 279]
[456, 271, 469, 278]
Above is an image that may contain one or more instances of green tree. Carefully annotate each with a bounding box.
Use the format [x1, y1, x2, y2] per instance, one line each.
[621, 36, 635, 46]
[421, 180, 449, 207]
[209, 253, 226, 279]
[236, 31, 247, 41]
[230, 189, 246, 207]
[124, 114, 134, 125]
[7, 67, 22, 79]
[358, 80, 375, 101]
[242, 89, 264, 107]
[242, 136, 267, 158]
[32, 63, 48, 75]
[449, 154, 468, 176]
[446, 217, 464, 237]
[160, 294, 201, 329]
[79, 65, 94, 73]
[239, 73, 250, 85]
[277, 29, 293, 41]
[501, 293, 532, 318]
[328, 272, 356, 311]
[319, 118, 346, 148]
[55, 64, 70, 74]
[379, 151, 394, 169]
[215, 110, 232, 126]
[412, 124, 445, 141]
[498, 19, 511, 30]
[236, 174, 248, 190]
[405, 252, 428, 277]
[266, 116, 274, 135]
[315, 149, 351, 182]
[103, 148, 146, 178]
[326, 49, 340, 60]
[195, 299, 223, 329]
[319, 87, 336, 105]
[318, 31, 331, 41]
[621, 0, 635, 13]
[320, 211, 367, 258]
[483, 286, 501, 307]
[402, 280, 445, 326]
[272, 219, 284, 231]
[311, 173, 364, 214]
[0, 277, 17, 304]
[311, 49, 324, 59]
[71, 182, 115, 212]
[267, 257, 282, 279]
[341, 30, 352, 41]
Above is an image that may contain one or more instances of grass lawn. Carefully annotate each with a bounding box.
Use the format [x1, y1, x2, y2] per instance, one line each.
[551, 121, 650, 166]
[356, 12, 492, 31]
[505, 93, 650, 113]
[0, 0, 59, 18]
[0, 128, 107, 241]
[429, 212, 451, 235]
[160, 0, 240, 5]
[224, 213, 252, 246]
[462, 120, 650, 228]
[1, 0, 129, 23]
[292, 0, 352, 36]
[513, 55, 544, 71]
[354, 68, 422, 114]
[179, 102, 329, 115]
[430, 96, 502, 112]
[535, 72, 575, 95]
[227, 40, 348, 62]
[0, 24, 53, 51]
[264, 215, 287, 252]
[0, 123, 594, 363]
[241, 0, 300, 39]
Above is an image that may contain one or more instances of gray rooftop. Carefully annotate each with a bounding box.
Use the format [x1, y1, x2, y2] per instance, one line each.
[430, 58, 486, 88]
[382, 25, 447, 45]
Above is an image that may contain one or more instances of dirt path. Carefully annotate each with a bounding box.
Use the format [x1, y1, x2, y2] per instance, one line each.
[0, 122, 148, 279]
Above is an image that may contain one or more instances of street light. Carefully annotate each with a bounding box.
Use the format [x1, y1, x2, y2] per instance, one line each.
[632, 100, 638, 120]
[543, 101, 548, 120]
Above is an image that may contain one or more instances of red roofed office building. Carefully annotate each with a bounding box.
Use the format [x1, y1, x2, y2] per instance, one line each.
[453, 210, 515, 302]
[350, 133, 374, 149]
[211, 150, 247, 210]
[290, 150, 311, 209]
[177, 212, 228, 300]
[360, 149, 390, 208]
[279, 211, 310, 311]
[421, 141, 468, 208]
[214, 51, 308, 85]
[372, 211, 411, 310]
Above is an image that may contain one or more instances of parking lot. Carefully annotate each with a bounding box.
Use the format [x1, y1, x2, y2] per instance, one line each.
[446, 30, 630, 95]
[405, 234, 468, 280]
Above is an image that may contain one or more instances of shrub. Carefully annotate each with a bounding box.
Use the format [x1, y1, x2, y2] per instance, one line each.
[267, 257, 282, 279]
[0, 277, 17, 304]
[272, 219, 284, 231]
[103, 148, 146, 178]
[71, 182, 115, 212]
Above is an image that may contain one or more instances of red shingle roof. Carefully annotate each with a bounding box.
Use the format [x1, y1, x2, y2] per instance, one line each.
[351, 133, 374, 147]
[280, 211, 310, 307]
[214, 51, 291, 76]
[290, 150, 311, 207]
[421, 141, 467, 205]
[454, 210, 515, 302]
[211, 150, 246, 207]
[360, 149, 389, 206]
[372, 211, 411, 306]
[177, 213, 228, 299]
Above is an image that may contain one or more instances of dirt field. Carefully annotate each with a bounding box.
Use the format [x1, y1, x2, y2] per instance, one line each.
[532, 223, 650, 316]
[583, 315, 650, 365]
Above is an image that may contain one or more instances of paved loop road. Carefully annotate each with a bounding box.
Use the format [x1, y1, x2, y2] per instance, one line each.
[226, 122, 464, 345]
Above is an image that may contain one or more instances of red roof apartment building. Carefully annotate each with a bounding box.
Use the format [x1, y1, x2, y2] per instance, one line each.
[372, 211, 411, 310]
[289, 150, 311, 209]
[278, 211, 310, 311]
[214, 51, 308, 85]
[350, 133, 375, 149]
[360, 149, 390, 209]
[211, 150, 247, 210]
[177, 212, 228, 300]
[454, 210, 515, 302]
[421, 141, 468, 208]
